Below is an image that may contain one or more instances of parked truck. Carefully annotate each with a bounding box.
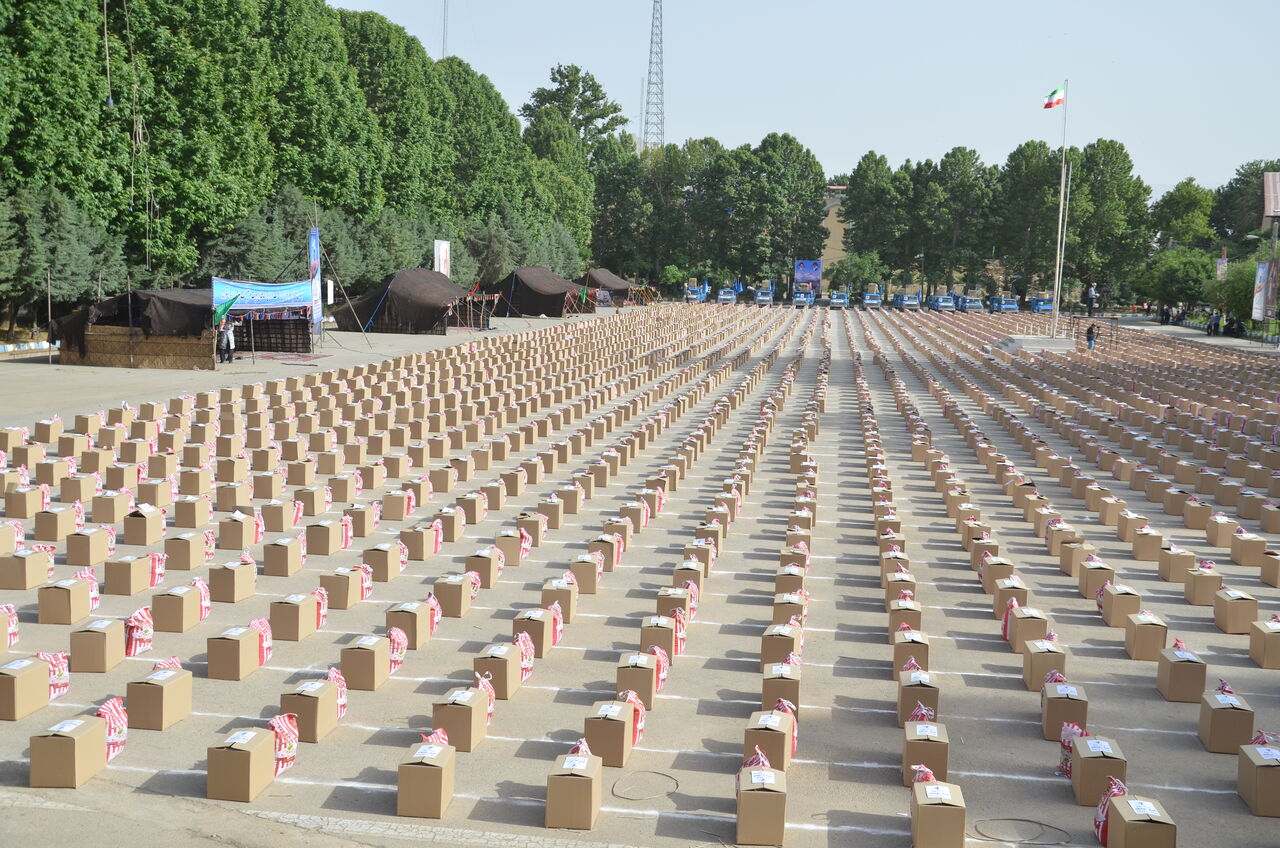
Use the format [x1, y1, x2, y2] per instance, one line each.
[861, 289, 883, 309]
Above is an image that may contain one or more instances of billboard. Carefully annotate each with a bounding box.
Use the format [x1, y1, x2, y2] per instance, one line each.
[794, 260, 822, 284]
[434, 240, 452, 279]
[308, 227, 322, 335]
[1253, 260, 1271, 322]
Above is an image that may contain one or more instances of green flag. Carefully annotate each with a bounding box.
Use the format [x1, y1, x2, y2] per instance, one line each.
[579, 286, 588, 302]
[212, 294, 240, 326]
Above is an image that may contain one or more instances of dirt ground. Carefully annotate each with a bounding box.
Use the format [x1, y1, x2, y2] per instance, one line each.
[0, 306, 1274, 848]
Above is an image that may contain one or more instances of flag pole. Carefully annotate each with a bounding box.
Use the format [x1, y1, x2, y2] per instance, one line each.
[1050, 79, 1068, 339]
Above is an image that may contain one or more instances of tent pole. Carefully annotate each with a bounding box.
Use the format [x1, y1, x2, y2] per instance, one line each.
[320, 243, 373, 350]
[249, 314, 256, 364]
[46, 270, 53, 365]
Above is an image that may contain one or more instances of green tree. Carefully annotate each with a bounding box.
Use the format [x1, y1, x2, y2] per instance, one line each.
[1070, 139, 1149, 301]
[523, 107, 594, 254]
[1152, 177, 1215, 249]
[934, 147, 997, 285]
[993, 141, 1060, 299]
[519, 64, 626, 152]
[590, 134, 651, 279]
[824, 251, 888, 296]
[840, 151, 904, 258]
[1137, 247, 1212, 306]
[1203, 253, 1261, 319]
[1211, 159, 1280, 241]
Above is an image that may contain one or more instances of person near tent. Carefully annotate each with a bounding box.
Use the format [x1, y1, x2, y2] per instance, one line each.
[1085, 323, 1097, 351]
[217, 317, 241, 364]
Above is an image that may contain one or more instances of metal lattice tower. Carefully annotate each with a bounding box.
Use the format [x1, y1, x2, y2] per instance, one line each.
[642, 0, 664, 149]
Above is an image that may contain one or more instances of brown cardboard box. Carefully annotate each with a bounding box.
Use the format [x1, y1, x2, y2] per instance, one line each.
[1101, 583, 1142, 627]
[887, 599, 923, 636]
[1250, 618, 1280, 669]
[1199, 690, 1254, 753]
[387, 601, 431, 650]
[1022, 640, 1067, 690]
[464, 547, 503, 589]
[759, 621, 800, 671]
[585, 700, 635, 767]
[892, 629, 930, 680]
[5, 487, 43, 519]
[123, 505, 165, 546]
[1184, 566, 1220, 605]
[432, 687, 487, 752]
[0, 657, 50, 720]
[616, 652, 659, 709]
[897, 671, 940, 726]
[70, 618, 126, 672]
[743, 709, 795, 771]
[434, 573, 473, 618]
[397, 738, 456, 818]
[1041, 682, 1088, 740]
[736, 766, 788, 847]
[1007, 606, 1049, 653]
[306, 519, 342, 556]
[104, 555, 152, 596]
[543, 577, 578, 622]
[1106, 795, 1176, 847]
[902, 721, 949, 785]
[38, 577, 93, 625]
[474, 643, 521, 699]
[1214, 588, 1259, 634]
[152, 584, 200, 633]
[342, 634, 390, 690]
[34, 507, 75, 542]
[1, 550, 52, 590]
[207, 728, 276, 802]
[321, 568, 361, 610]
[761, 662, 801, 714]
[207, 626, 260, 681]
[1156, 647, 1207, 702]
[164, 532, 203, 571]
[29, 716, 107, 788]
[1071, 736, 1127, 805]
[67, 527, 110, 568]
[262, 537, 302, 578]
[126, 666, 193, 730]
[545, 752, 602, 830]
[271, 593, 318, 641]
[209, 561, 256, 604]
[1237, 744, 1280, 817]
[282, 679, 338, 742]
[1124, 612, 1168, 661]
[513, 608, 554, 657]
[173, 495, 212, 528]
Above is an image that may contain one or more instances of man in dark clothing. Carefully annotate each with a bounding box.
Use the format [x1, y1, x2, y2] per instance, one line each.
[1085, 324, 1097, 351]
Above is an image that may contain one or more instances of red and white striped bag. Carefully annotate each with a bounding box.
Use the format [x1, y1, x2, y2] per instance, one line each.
[1095, 580, 1111, 613]
[370, 500, 382, 530]
[147, 553, 167, 587]
[567, 737, 590, 756]
[38, 484, 51, 511]
[619, 689, 646, 745]
[907, 701, 935, 722]
[238, 551, 256, 568]
[291, 498, 305, 528]
[322, 486, 333, 512]
[515, 631, 535, 681]
[424, 593, 442, 636]
[0, 604, 17, 647]
[547, 601, 564, 646]
[75, 568, 101, 611]
[269, 713, 299, 775]
[1044, 669, 1068, 686]
[353, 469, 364, 497]
[27, 545, 56, 580]
[97, 696, 128, 761]
[396, 540, 410, 575]
[910, 764, 937, 783]
[672, 606, 687, 655]
[202, 529, 217, 561]
[429, 519, 444, 554]
[388, 627, 408, 674]
[102, 525, 117, 557]
[295, 530, 307, 566]
[1057, 721, 1089, 777]
[328, 667, 348, 719]
[354, 563, 373, 600]
[71, 500, 86, 532]
[420, 728, 448, 746]
[465, 571, 482, 600]
[490, 545, 506, 577]
[252, 510, 265, 545]
[474, 672, 496, 724]
[773, 698, 799, 754]
[404, 486, 417, 516]
[901, 656, 923, 673]
[125, 606, 154, 657]
[683, 580, 700, 619]
[518, 527, 533, 560]
[37, 650, 69, 700]
[339, 515, 354, 550]
[192, 577, 211, 620]
[608, 533, 624, 565]
[1094, 776, 1128, 844]
[249, 618, 273, 665]
[312, 587, 329, 628]
[649, 645, 670, 690]
[737, 745, 772, 789]
[1001, 598, 1019, 641]
[153, 656, 182, 671]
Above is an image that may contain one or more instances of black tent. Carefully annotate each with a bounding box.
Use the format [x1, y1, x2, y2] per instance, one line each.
[334, 268, 467, 335]
[579, 268, 632, 293]
[52, 288, 214, 356]
[494, 266, 594, 318]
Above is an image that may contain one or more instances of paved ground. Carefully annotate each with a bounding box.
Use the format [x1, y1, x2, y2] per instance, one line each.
[0, 305, 1274, 848]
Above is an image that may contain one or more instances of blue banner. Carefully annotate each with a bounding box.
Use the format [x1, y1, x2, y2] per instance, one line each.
[308, 228, 323, 335]
[212, 277, 315, 309]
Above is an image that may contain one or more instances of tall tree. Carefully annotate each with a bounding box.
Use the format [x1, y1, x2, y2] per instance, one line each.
[1211, 159, 1280, 241]
[1071, 139, 1151, 299]
[1151, 177, 1215, 249]
[590, 134, 650, 279]
[934, 147, 997, 284]
[519, 64, 626, 152]
[840, 151, 904, 258]
[994, 141, 1066, 299]
[523, 107, 595, 254]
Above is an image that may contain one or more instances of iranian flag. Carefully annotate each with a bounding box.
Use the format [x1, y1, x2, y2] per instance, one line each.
[1043, 86, 1065, 109]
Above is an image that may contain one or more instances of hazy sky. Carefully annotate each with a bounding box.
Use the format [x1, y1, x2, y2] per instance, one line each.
[330, 1, 1277, 197]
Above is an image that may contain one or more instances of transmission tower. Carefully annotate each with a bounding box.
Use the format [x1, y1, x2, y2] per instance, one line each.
[642, 0, 664, 149]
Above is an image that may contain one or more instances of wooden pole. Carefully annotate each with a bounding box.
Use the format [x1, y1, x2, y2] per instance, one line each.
[46, 270, 53, 364]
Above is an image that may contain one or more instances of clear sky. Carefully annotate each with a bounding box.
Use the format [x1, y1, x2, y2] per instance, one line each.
[330, 0, 1277, 198]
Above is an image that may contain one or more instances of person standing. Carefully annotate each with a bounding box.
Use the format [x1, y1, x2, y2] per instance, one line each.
[217, 318, 237, 364]
[1085, 323, 1097, 351]
[1086, 284, 1098, 317]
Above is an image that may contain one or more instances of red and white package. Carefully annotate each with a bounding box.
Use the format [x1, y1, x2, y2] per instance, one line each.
[1094, 776, 1128, 844]
[907, 701, 935, 722]
[1001, 598, 1019, 641]
[146, 553, 167, 587]
[322, 486, 333, 512]
[649, 645, 670, 691]
[354, 563, 374, 600]
[239, 549, 255, 567]
[787, 614, 805, 654]
[515, 631, 536, 681]
[619, 689, 646, 745]
[153, 656, 182, 671]
[292, 499, 305, 528]
[249, 618, 273, 665]
[388, 626, 408, 674]
[517, 527, 533, 560]
[547, 601, 564, 646]
[474, 672, 496, 724]
[465, 570, 482, 600]
[269, 713, 299, 775]
[191, 576, 211, 620]
[743, 745, 771, 771]
[295, 530, 307, 566]
[353, 470, 364, 498]
[1172, 638, 1187, 651]
[0, 604, 17, 648]
[897, 589, 915, 602]
[102, 525, 117, 557]
[327, 667, 348, 719]
[1251, 730, 1280, 746]
[1217, 678, 1234, 695]
[37, 650, 69, 700]
[97, 696, 128, 761]
[567, 737, 591, 756]
[672, 606, 687, 656]
[125, 606, 154, 657]
[71, 500, 86, 532]
[1057, 721, 1089, 777]
[404, 487, 417, 516]
[901, 656, 923, 673]
[782, 651, 803, 666]
[773, 698, 798, 754]
[608, 532, 624, 563]
[252, 510, 265, 545]
[73, 568, 101, 611]
[420, 728, 448, 746]
[1095, 580, 1111, 613]
[339, 515, 354, 550]
[683, 580, 700, 619]
[370, 500, 382, 530]
[910, 764, 937, 784]
[587, 550, 605, 578]
[429, 519, 444, 554]
[396, 540, 410, 575]
[1044, 669, 1068, 686]
[202, 529, 217, 561]
[312, 587, 329, 628]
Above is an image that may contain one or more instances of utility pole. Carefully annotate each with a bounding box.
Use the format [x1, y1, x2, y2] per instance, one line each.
[441, 0, 449, 57]
[643, 0, 664, 149]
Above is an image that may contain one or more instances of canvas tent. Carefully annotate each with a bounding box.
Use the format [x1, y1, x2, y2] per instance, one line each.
[334, 268, 473, 335]
[52, 288, 218, 369]
[579, 269, 656, 305]
[494, 266, 594, 318]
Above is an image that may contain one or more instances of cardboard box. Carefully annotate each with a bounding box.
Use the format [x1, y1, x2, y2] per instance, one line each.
[209, 561, 256, 604]
[1071, 736, 1127, 805]
[1199, 690, 1254, 753]
[152, 585, 200, 632]
[1237, 744, 1280, 817]
[892, 629, 930, 680]
[397, 739, 456, 818]
[127, 667, 193, 730]
[1041, 682, 1088, 740]
[70, 618, 126, 672]
[761, 662, 801, 714]
[271, 593, 318, 641]
[342, 635, 390, 690]
[1022, 640, 1067, 690]
[736, 767, 788, 847]
[173, 495, 212, 528]
[1106, 795, 1176, 847]
[387, 601, 431, 650]
[367, 542, 407, 583]
[434, 573, 473, 618]
[321, 568, 361, 610]
[616, 652, 659, 710]
[282, 679, 338, 742]
[34, 507, 76, 542]
[545, 753, 602, 830]
[743, 709, 795, 771]
[909, 782, 966, 848]
[513, 608, 554, 657]
[207, 728, 276, 802]
[759, 622, 800, 671]
[0, 550, 52, 590]
[262, 537, 302, 577]
[164, 533, 204, 571]
[432, 687, 487, 752]
[0, 657, 50, 720]
[66, 527, 110, 568]
[1124, 612, 1168, 661]
[207, 626, 260, 681]
[474, 643, 521, 699]
[902, 721, 949, 785]
[1007, 606, 1049, 653]
[1156, 647, 1206, 702]
[897, 671, 940, 726]
[29, 716, 107, 788]
[1250, 619, 1280, 669]
[1214, 588, 1259, 634]
[123, 505, 165, 546]
[585, 700, 635, 767]
[38, 577, 93, 625]
[1101, 583, 1142, 627]
[104, 556, 152, 596]
[1184, 567, 1220, 605]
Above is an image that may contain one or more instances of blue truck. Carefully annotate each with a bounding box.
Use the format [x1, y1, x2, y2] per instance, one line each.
[717, 288, 738, 305]
[1028, 296, 1055, 313]
[986, 296, 1019, 313]
[684, 282, 709, 303]
[754, 285, 774, 306]
[926, 294, 956, 312]
[828, 290, 849, 309]
[892, 293, 921, 311]
[861, 290, 883, 309]
[957, 295, 984, 313]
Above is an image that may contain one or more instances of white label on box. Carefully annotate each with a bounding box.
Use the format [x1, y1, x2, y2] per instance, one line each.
[757, 714, 781, 728]
[400, 602, 420, 611]
[1217, 694, 1241, 707]
[1223, 590, 1246, 600]
[1127, 800, 1160, 817]
[55, 579, 78, 588]
[296, 681, 325, 693]
[336, 567, 351, 574]
[908, 672, 931, 685]
[902, 631, 923, 643]
[90, 619, 113, 630]
[3, 659, 33, 670]
[448, 690, 473, 703]
[1086, 739, 1113, 754]
[916, 723, 939, 737]
[1266, 622, 1280, 632]
[1137, 612, 1160, 624]
[750, 770, 776, 786]
[444, 574, 464, 584]
[781, 594, 802, 604]
[1257, 747, 1280, 761]
[552, 579, 571, 590]
[597, 703, 622, 718]
[225, 731, 256, 745]
[769, 664, 790, 677]
[1032, 641, 1055, 652]
[1173, 650, 1198, 661]
[357, 636, 381, 647]
[627, 654, 646, 666]
[147, 670, 177, 681]
[1021, 608, 1042, 617]
[486, 645, 510, 657]
[415, 744, 443, 760]
[285, 594, 308, 603]
[924, 784, 952, 800]
[562, 756, 589, 770]
[222, 627, 248, 637]
[1057, 685, 1079, 698]
[171, 586, 191, 595]
[49, 720, 84, 733]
